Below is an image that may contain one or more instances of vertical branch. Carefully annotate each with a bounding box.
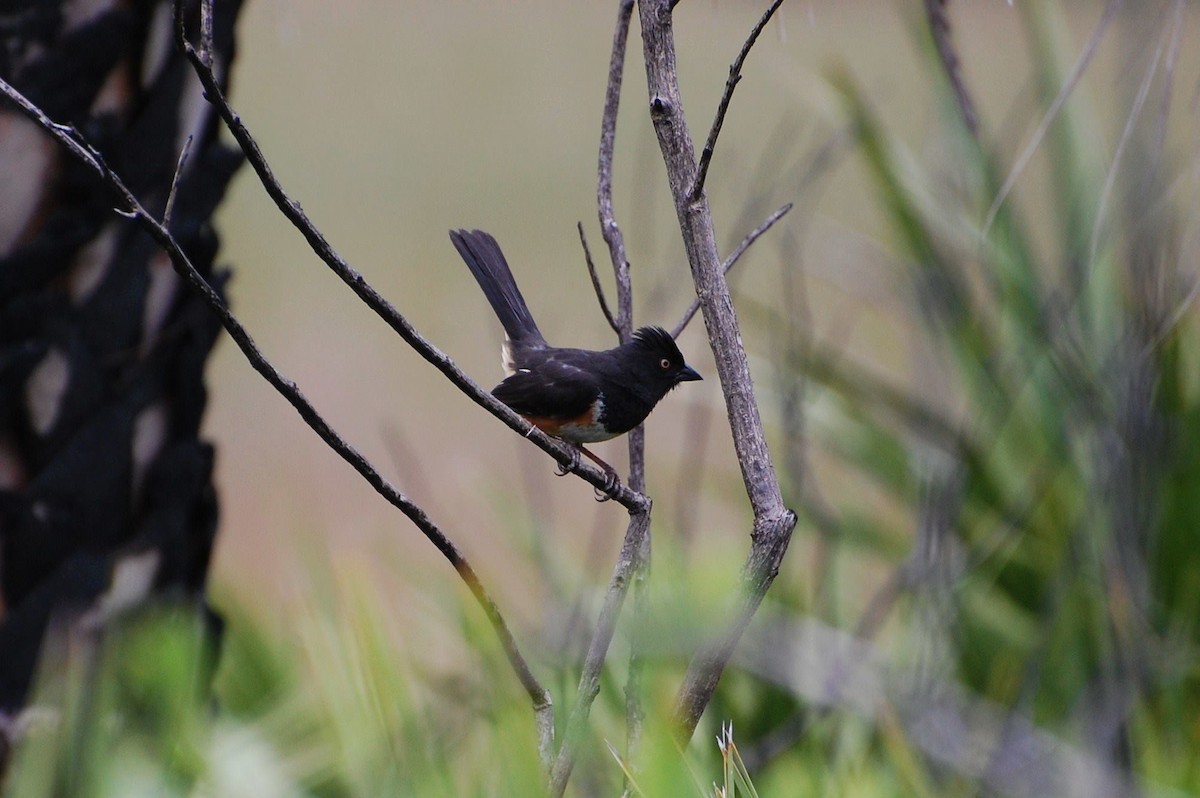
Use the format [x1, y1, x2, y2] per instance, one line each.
[549, 2, 655, 794]
[597, 0, 638, 342]
[637, 0, 797, 743]
[197, 0, 215, 68]
[594, 4, 654, 779]
[549, 509, 651, 797]
[639, 0, 786, 522]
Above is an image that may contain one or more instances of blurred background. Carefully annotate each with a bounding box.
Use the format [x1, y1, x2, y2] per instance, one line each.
[207, 0, 1058, 633]
[208, 0, 858, 651]
[16, 0, 1200, 795]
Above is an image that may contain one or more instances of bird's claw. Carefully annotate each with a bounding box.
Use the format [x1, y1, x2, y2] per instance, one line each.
[554, 446, 580, 477]
[592, 467, 621, 503]
[553, 445, 621, 501]
[552, 441, 624, 499]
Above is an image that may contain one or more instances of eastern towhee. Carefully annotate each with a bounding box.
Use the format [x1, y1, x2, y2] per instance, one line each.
[450, 229, 702, 498]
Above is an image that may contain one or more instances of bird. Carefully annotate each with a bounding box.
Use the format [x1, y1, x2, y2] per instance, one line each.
[450, 229, 702, 499]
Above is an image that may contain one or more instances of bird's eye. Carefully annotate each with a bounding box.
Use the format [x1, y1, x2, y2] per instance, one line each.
[660, 358, 671, 369]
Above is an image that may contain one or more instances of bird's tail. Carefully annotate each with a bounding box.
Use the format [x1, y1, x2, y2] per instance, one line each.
[450, 229, 547, 350]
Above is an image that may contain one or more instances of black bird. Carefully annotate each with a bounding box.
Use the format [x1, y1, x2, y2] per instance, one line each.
[450, 229, 701, 497]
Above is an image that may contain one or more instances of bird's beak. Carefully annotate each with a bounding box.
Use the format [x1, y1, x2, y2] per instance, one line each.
[677, 365, 703, 382]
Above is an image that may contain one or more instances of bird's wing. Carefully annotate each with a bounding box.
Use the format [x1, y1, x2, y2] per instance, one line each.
[492, 352, 602, 420]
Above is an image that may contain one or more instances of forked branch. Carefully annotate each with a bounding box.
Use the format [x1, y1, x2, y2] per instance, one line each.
[638, 0, 798, 743]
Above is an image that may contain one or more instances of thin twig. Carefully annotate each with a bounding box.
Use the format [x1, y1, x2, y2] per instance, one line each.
[162, 134, 193, 231]
[596, 0, 637, 339]
[0, 69, 560, 769]
[577, 222, 619, 333]
[690, 0, 786, 203]
[170, 0, 645, 511]
[671, 202, 792, 338]
[924, 0, 978, 138]
[198, 0, 214, 69]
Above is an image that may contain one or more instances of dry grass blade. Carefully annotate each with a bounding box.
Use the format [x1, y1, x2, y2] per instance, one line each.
[983, 0, 1122, 234]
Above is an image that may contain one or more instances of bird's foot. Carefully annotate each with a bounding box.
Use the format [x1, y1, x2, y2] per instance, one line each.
[592, 464, 622, 503]
[554, 446, 581, 477]
[552, 446, 621, 500]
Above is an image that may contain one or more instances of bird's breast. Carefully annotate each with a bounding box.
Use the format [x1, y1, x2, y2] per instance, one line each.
[525, 395, 618, 444]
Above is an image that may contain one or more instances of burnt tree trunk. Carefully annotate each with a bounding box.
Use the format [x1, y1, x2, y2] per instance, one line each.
[0, 0, 243, 756]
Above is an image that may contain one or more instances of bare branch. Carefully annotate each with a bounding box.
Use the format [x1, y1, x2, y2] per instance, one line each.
[549, 2, 652, 791]
[598, 5, 652, 783]
[0, 68, 559, 769]
[670, 201, 792, 338]
[162, 133, 193, 231]
[171, 0, 645, 511]
[577, 222, 619, 333]
[596, 0, 637, 338]
[549, 508, 651, 797]
[924, 0, 979, 138]
[198, 0, 214, 69]
[638, 0, 797, 743]
[690, 0, 785, 203]
[595, 0, 642, 484]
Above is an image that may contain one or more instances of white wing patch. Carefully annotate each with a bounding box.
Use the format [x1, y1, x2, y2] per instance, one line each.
[547, 355, 589, 377]
[502, 339, 516, 376]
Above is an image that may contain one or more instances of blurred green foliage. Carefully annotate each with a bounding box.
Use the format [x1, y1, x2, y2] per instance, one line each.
[5, 2, 1200, 797]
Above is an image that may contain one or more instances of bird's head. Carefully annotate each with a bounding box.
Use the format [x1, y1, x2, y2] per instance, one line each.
[629, 326, 702, 394]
